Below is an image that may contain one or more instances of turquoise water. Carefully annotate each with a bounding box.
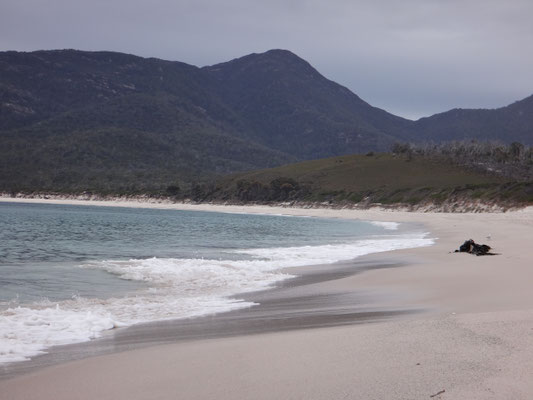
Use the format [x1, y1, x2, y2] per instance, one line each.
[0, 202, 395, 303]
[0, 202, 433, 364]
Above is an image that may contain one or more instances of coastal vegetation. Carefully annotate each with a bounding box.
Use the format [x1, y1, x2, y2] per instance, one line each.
[198, 143, 533, 209]
[6, 142, 532, 210]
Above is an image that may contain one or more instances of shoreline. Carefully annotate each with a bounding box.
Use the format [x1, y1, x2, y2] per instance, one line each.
[3, 194, 530, 225]
[2, 198, 533, 398]
[0, 193, 518, 214]
[0, 199, 431, 378]
[0, 257, 415, 380]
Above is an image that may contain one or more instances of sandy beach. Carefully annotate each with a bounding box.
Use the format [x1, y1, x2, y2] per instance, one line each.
[1, 197, 533, 399]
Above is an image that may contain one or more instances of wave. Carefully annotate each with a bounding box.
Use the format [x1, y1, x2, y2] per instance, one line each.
[369, 221, 400, 230]
[0, 231, 433, 364]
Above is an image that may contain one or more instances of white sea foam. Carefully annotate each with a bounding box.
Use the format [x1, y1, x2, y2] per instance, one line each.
[236, 234, 432, 267]
[0, 232, 433, 365]
[369, 221, 400, 230]
[0, 304, 119, 363]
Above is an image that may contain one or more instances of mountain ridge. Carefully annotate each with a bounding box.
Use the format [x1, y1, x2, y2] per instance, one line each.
[1, 48, 532, 193]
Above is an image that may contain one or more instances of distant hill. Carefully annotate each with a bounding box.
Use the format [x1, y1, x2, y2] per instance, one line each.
[204, 153, 532, 209]
[0, 48, 532, 194]
[411, 94, 533, 143]
[203, 49, 411, 158]
[0, 50, 299, 192]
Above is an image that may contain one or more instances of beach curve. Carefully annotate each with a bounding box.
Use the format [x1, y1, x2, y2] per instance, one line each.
[1, 197, 533, 399]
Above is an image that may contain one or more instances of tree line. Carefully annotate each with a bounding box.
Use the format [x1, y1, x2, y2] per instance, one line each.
[391, 141, 533, 181]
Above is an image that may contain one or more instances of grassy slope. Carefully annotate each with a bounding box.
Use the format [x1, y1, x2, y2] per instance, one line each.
[238, 153, 494, 189]
[213, 153, 532, 207]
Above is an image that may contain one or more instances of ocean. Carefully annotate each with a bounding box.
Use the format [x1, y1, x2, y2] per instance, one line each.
[0, 202, 433, 364]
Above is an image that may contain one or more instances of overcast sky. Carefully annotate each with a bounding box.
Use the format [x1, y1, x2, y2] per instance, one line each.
[1, 0, 532, 119]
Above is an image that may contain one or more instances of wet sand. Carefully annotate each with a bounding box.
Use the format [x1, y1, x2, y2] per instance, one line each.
[0, 258, 416, 380]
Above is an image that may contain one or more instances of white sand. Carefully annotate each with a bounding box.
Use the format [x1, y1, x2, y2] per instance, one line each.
[1, 197, 533, 399]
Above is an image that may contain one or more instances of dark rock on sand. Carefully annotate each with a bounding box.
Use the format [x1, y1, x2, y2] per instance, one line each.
[455, 239, 496, 256]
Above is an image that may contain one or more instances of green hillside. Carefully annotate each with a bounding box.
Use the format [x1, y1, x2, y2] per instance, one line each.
[206, 153, 532, 207]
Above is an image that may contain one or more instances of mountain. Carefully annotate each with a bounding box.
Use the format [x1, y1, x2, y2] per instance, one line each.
[411, 94, 533, 144]
[0, 50, 298, 192]
[204, 49, 411, 158]
[0, 49, 413, 192]
[0, 48, 532, 194]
